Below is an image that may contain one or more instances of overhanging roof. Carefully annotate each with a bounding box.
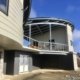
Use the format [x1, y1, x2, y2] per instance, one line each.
[24, 17, 74, 36]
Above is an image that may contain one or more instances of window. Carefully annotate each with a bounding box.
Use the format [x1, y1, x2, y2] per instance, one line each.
[0, 0, 9, 15]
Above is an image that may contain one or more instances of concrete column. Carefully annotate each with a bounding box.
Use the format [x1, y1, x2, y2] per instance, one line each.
[0, 49, 4, 79]
[66, 24, 74, 52]
[72, 53, 78, 71]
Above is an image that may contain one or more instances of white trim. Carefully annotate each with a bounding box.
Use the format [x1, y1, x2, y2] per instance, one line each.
[26, 22, 67, 26]
[28, 17, 72, 24]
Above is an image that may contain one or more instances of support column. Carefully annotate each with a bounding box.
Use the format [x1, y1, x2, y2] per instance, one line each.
[49, 24, 52, 50]
[72, 53, 78, 71]
[0, 49, 4, 79]
[66, 24, 74, 52]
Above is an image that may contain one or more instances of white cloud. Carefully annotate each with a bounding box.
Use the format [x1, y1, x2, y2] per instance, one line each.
[29, 8, 37, 18]
[73, 40, 80, 53]
[73, 29, 80, 52]
[0, 4, 6, 11]
[73, 29, 80, 40]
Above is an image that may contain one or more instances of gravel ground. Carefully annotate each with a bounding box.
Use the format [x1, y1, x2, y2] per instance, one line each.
[6, 70, 80, 80]
[23, 71, 80, 80]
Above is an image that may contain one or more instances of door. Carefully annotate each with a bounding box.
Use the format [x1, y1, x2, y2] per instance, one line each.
[19, 54, 29, 73]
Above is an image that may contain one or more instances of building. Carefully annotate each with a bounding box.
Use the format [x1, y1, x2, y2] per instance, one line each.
[0, 0, 31, 76]
[23, 18, 78, 71]
[0, 0, 78, 77]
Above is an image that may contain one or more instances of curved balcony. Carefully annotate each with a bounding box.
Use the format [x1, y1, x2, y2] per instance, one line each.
[24, 35, 68, 52]
[24, 17, 74, 53]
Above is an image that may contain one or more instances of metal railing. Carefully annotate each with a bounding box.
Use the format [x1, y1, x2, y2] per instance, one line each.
[24, 35, 68, 51]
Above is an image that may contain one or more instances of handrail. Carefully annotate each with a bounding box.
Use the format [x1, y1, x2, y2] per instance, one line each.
[24, 35, 68, 51]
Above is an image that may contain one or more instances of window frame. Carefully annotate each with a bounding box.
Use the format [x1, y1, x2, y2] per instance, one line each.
[0, 0, 9, 15]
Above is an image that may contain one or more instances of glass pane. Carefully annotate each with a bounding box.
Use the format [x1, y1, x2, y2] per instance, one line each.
[0, 0, 7, 13]
[0, 0, 6, 5]
[0, 0, 6, 11]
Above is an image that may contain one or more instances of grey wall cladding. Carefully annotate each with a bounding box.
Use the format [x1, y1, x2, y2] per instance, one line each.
[4, 50, 33, 75]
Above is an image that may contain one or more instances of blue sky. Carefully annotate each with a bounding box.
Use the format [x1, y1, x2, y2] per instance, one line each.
[30, 0, 80, 53]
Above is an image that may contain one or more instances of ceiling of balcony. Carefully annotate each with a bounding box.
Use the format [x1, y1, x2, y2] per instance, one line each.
[24, 18, 74, 36]
[24, 24, 66, 36]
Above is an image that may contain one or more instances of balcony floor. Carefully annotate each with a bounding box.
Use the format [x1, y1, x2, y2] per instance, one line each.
[39, 50, 68, 55]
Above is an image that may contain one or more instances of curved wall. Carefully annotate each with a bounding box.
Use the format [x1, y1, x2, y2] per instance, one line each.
[0, 0, 23, 49]
[66, 24, 74, 52]
[33, 27, 67, 44]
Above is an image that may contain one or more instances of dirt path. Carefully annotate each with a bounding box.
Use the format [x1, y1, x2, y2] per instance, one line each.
[4, 70, 80, 80]
[25, 72, 80, 80]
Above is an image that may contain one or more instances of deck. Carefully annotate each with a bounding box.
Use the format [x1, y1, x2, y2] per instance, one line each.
[23, 36, 68, 55]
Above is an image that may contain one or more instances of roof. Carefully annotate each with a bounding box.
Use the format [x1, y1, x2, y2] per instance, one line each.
[24, 17, 74, 36]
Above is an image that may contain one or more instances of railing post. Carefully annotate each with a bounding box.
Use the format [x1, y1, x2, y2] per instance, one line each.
[49, 23, 52, 50]
[29, 24, 31, 46]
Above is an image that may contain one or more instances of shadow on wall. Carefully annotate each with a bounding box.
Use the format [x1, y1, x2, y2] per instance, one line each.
[4, 51, 15, 75]
[32, 54, 74, 70]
